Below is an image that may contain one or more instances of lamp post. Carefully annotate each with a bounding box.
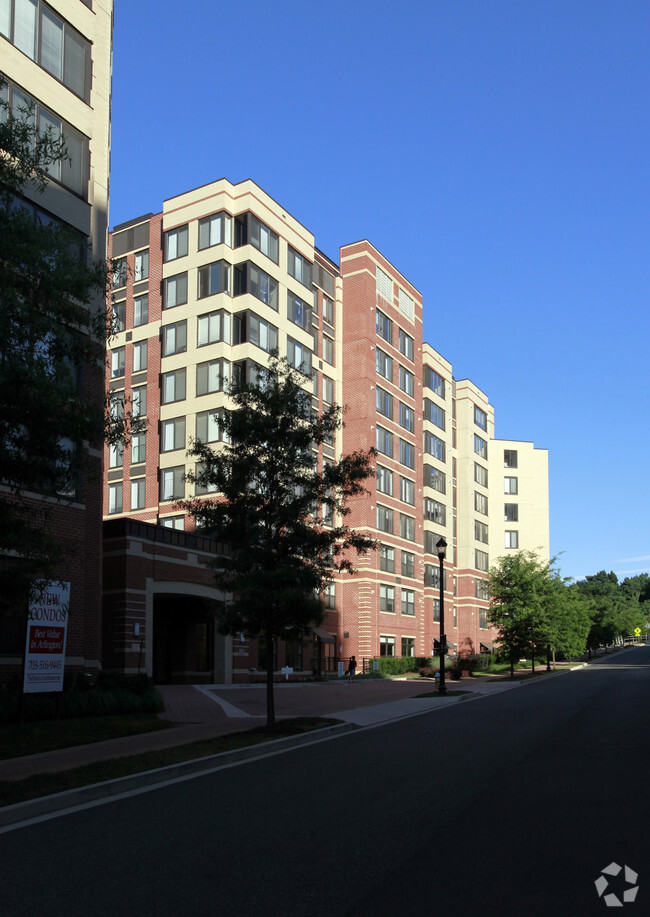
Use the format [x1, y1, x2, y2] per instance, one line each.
[436, 536, 447, 695]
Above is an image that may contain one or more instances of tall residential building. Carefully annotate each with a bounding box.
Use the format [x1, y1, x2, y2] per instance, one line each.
[0, 0, 113, 677]
[103, 178, 549, 683]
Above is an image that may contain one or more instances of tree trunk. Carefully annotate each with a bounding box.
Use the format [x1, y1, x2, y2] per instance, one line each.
[510, 655, 515, 679]
[546, 644, 552, 672]
[531, 646, 535, 674]
[265, 630, 276, 731]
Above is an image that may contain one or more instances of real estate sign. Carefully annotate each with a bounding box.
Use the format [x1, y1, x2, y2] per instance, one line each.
[23, 581, 70, 694]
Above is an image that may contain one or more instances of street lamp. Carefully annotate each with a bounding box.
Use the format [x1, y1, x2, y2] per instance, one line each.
[436, 536, 447, 695]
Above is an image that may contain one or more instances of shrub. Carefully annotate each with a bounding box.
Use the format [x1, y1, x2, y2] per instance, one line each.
[370, 656, 421, 676]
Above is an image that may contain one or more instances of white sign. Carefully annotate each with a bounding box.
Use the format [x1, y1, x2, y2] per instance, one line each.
[23, 581, 70, 694]
[373, 660, 379, 671]
[338, 661, 345, 678]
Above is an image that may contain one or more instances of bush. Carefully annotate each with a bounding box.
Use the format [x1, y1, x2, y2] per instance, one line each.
[370, 656, 421, 676]
[0, 673, 163, 723]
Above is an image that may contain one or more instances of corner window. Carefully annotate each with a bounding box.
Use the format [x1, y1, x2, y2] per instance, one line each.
[287, 293, 311, 330]
[235, 313, 279, 354]
[424, 464, 446, 493]
[424, 498, 446, 525]
[424, 399, 445, 430]
[474, 463, 488, 487]
[235, 214, 279, 263]
[286, 336, 312, 374]
[198, 261, 230, 299]
[423, 366, 445, 398]
[164, 225, 188, 261]
[288, 246, 312, 287]
[234, 262, 277, 309]
[196, 410, 227, 444]
[197, 310, 231, 347]
[198, 212, 232, 250]
[196, 359, 230, 396]
[474, 435, 488, 459]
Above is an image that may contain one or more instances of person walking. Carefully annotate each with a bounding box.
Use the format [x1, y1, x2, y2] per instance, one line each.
[347, 655, 357, 682]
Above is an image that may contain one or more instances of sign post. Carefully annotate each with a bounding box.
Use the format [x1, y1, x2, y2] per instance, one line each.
[23, 581, 70, 694]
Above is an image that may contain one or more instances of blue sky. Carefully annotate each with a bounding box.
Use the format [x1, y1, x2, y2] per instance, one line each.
[109, 0, 650, 583]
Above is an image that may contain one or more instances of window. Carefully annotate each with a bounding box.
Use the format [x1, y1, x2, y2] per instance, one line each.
[474, 435, 488, 459]
[2, 2, 91, 100]
[162, 368, 186, 404]
[424, 432, 445, 462]
[475, 491, 488, 515]
[287, 293, 311, 330]
[323, 376, 334, 405]
[164, 273, 188, 309]
[399, 439, 414, 469]
[474, 463, 488, 487]
[376, 266, 392, 303]
[236, 214, 279, 263]
[399, 288, 414, 322]
[111, 347, 125, 378]
[323, 335, 334, 366]
[198, 261, 230, 299]
[379, 544, 395, 573]
[479, 609, 488, 629]
[475, 550, 489, 572]
[376, 426, 393, 457]
[324, 583, 336, 610]
[196, 410, 227, 444]
[401, 551, 415, 578]
[505, 531, 519, 549]
[108, 441, 123, 469]
[196, 359, 230, 396]
[424, 533, 450, 559]
[376, 387, 393, 420]
[474, 405, 487, 430]
[112, 300, 125, 333]
[130, 478, 145, 510]
[161, 515, 185, 531]
[504, 476, 518, 495]
[401, 589, 415, 616]
[424, 398, 445, 430]
[504, 449, 518, 468]
[234, 312, 279, 354]
[399, 329, 414, 361]
[380, 635, 395, 657]
[132, 341, 147, 373]
[287, 246, 312, 287]
[400, 476, 415, 505]
[109, 392, 124, 422]
[286, 336, 312, 374]
[164, 226, 188, 261]
[433, 599, 440, 622]
[161, 466, 185, 501]
[197, 310, 230, 347]
[475, 578, 489, 600]
[162, 320, 187, 356]
[424, 498, 446, 525]
[475, 520, 488, 543]
[400, 513, 415, 542]
[108, 483, 122, 514]
[424, 564, 441, 588]
[402, 637, 415, 657]
[376, 348, 393, 381]
[198, 212, 232, 250]
[234, 262, 277, 309]
[134, 250, 149, 282]
[399, 365, 414, 396]
[376, 309, 392, 344]
[424, 465, 446, 493]
[131, 433, 146, 464]
[112, 258, 127, 288]
[161, 417, 185, 453]
[423, 366, 445, 398]
[133, 295, 148, 327]
[323, 296, 333, 325]
[380, 585, 395, 613]
[504, 503, 519, 522]
[399, 402, 414, 433]
[377, 504, 393, 534]
[376, 465, 393, 496]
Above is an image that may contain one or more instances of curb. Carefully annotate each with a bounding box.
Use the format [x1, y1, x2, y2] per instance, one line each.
[0, 722, 356, 830]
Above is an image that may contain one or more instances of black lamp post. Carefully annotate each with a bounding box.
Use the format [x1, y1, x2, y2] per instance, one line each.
[436, 536, 447, 695]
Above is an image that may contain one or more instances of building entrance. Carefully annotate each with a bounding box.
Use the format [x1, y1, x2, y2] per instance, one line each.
[152, 594, 215, 684]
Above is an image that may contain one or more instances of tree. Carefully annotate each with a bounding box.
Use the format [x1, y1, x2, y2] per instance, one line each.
[575, 570, 647, 654]
[182, 356, 376, 728]
[0, 84, 116, 611]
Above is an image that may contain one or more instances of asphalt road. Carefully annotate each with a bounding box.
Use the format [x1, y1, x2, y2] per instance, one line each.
[2, 647, 649, 917]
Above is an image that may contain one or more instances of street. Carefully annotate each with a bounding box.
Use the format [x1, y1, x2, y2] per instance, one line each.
[1, 647, 649, 916]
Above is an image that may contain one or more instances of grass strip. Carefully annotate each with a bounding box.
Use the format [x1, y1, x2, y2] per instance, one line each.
[414, 690, 472, 698]
[0, 715, 173, 760]
[0, 717, 341, 808]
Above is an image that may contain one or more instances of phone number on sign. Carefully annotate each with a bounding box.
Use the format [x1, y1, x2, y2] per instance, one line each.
[28, 660, 62, 671]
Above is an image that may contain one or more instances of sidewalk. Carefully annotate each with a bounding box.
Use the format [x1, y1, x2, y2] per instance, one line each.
[0, 676, 521, 784]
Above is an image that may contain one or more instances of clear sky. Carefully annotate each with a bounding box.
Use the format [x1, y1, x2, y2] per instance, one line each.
[108, 0, 650, 584]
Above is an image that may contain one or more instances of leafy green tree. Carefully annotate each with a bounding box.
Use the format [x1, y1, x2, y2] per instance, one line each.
[545, 580, 592, 663]
[487, 551, 551, 677]
[0, 85, 117, 613]
[182, 356, 376, 728]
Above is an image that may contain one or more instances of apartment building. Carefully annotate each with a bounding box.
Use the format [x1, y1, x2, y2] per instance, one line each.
[104, 178, 549, 682]
[0, 0, 113, 677]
